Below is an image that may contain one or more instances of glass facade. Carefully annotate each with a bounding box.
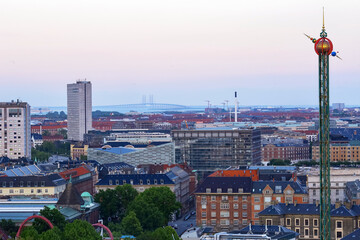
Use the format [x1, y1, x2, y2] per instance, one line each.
[172, 129, 261, 173]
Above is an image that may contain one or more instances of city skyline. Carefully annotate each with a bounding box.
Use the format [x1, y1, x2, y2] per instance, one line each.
[1, 1, 359, 107]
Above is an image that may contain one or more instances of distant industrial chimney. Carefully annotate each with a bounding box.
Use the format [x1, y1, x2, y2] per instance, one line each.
[234, 91, 238, 122]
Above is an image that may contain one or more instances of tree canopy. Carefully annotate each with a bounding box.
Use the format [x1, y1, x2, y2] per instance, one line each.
[120, 211, 143, 236]
[33, 207, 67, 233]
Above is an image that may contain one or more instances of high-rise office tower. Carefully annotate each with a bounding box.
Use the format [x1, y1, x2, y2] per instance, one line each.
[67, 80, 92, 141]
[0, 101, 31, 159]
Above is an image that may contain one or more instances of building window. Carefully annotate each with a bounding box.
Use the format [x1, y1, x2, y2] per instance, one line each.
[140, 180, 143, 185]
[147, 179, 150, 185]
[265, 190, 270, 194]
[242, 219, 248, 225]
[238, 188, 243, 193]
[264, 197, 271, 203]
[313, 228, 319, 238]
[254, 205, 260, 210]
[295, 228, 300, 234]
[233, 196, 238, 201]
[31, 189, 34, 193]
[201, 220, 206, 226]
[254, 197, 260, 202]
[228, 188, 232, 193]
[336, 220, 342, 229]
[220, 211, 229, 217]
[9, 189, 13, 194]
[242, 204, 247, 209]
[211, 212, 216, 217]
[116, 180, 119, 185]
[20, 181, 23, 187]
[41, 181, 45, 187]
[313, 218, 318, 227]
[211, 196, 216, 201]
[37, 189, 42, 193]
[304, 218, 309, 226]
[234, 212, 238, 217]
[109, 180, 113, 185]
[286, 218, 291, 226]
[211, 204, 216, 209]
[220, 203, 229, 209]
[20, 189, 24, 193]
[295, 218, 300, 226]
[201, 212, 206, 218]
[266, 219, 272, 226]
[254, 212, 259, 218]
[2, 182, 5, 188]
[220, 219, 229, 225]
[233, 203, 238, 209]
[242, 196, 247, 201]
[313, 190, 316, 196]
[242, 212, 247, 218]
[304, 228, 309, 237]
[45, 189, 48, 193]
[336, 189, 339, 195]
[202, 204, 206, 209]
[222, 196, 228, 201]
[202, 196, 206, 201]
[336, 231, 342, 239]
[211, 220, 216, 225]
[303, 196, 308, 202]
[154, 179, 157, 184]
[206, 188, 211, 193]
[217, 188, 222, 193]
[234, 220, 239, 225]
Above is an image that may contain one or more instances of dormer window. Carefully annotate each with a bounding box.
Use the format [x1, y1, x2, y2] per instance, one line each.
[9, 182, 13, 187]
[160, 179, 164, 184]
[217, 188, 222, 193]
[206, 188, 211, 193]
[140, 180, 143, 185]
[228, 188, 233, 193]
[123, 180, 127, 184]
[238, 188, 243, 193]
[109, 180, 113, 185]
[130, 180, 133, 185]
[2, 182, 5, 188]
[116, 180, 119, 185]
[147, 179, 150, 185]
[27, 181, 31, 187]
[20, 181, 23, 187]
[275, 186, 282, 193]
[34, 182, 38, 187]
[41, 181, 45, 187]
[154, 179, 158, 184]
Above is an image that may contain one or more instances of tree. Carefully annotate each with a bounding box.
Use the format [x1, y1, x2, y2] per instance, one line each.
[269, 159, 291, 166]
[120, 211, 143, 236]
[115, 184, 138, 210]
[152, 226, 180, 240]
[0, 219, 18, 238]
[39, 227, 62, 240]
[136, 187, 181, 225]
[42, 130, 51, 136]
[20, 226, 39, 240]
[63, 220, 101, 240]
[57, 129, 68, 139]
[33, 207, 67, 233]
[128, 197, 164, 231]
[94, 188, 123, 223]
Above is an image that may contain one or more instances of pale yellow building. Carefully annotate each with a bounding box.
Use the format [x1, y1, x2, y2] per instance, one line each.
[0, 174, 67, 198]
[71, 144, 89, 160]
[312, 142, 360, 162]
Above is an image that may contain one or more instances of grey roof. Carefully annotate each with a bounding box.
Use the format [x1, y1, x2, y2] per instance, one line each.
[237, 225, 298, 240]
[342, 228, 360, 240]
[96, 174, 174, 186]
[259, 203, 360, 218]
[346, 180, 360, 194]
[169, 166, 189, 179]
[195, 177, 252, 194]
[0, 174, 66, 187]
[57, 182, 85, 206]
[252, 181, 307, 194]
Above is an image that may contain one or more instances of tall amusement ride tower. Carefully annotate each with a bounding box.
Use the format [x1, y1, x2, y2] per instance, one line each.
[305, 10, 340, 240]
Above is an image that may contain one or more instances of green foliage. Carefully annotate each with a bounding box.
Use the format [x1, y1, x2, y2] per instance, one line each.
[32, 111, 67, 121]
[269, 159, 291, 166]
[32, 141, 71, 161]
[136, 187, 181, 225]
[20, 226, 39, 240]
[57, 128, 68, 139]
[38, 226, 62, 240]
[63, 220, 101, 240]
[92, 110, 124, 118]
[33, 207, 67, 233]
[294, 160, 319, 167]
[42, 130, 51, 136]
[128, 197, 165, 231]
[120, 211, 143, 236]
[137, 227, 180, 240]
[94, 184, 138, 223]
[0, 219, 18, 238]
[80, 155, 88, 160]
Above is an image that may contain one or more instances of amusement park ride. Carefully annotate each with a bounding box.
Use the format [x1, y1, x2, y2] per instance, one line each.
[304, 8, 341, 240]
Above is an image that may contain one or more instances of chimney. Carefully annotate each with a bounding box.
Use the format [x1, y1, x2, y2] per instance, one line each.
[344, 201, 352, 210]
[234, 91, 238, 123]
[316, 200, 319, 207]
[335, 201, 341, 209]
[294, 200, 297, 206]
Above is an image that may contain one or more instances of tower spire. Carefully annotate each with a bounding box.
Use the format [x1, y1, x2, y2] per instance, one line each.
[322, 7, 325, 31]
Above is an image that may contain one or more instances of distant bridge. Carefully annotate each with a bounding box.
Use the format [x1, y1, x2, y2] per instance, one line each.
[102, 103, 190, 110]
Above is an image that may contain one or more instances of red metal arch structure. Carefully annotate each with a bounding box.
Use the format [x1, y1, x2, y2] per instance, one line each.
[16, 215, 54, 238]
[92, 223, 113, 240]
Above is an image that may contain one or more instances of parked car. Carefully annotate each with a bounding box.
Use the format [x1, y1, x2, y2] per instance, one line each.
[191, 210, 196, 215]
[183, 214, 191, 221]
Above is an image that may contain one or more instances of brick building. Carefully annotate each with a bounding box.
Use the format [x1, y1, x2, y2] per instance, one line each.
[251, 181, 308, 224]
[59, 165, 95, 195]
[262, 143, 310, 163]
[312, 141, 360, 162]
[195, 177, 253, 231]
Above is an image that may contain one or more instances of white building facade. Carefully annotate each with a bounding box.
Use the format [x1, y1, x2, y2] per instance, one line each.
[67, 80, 92, 141]
[0, 101, 31, 159]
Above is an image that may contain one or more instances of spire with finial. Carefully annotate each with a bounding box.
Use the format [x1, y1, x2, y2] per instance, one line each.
[320, 7, 327, 37]
[69, 175, 72, 184]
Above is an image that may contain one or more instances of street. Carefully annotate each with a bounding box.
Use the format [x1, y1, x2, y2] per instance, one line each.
[168, 212, 196, 236]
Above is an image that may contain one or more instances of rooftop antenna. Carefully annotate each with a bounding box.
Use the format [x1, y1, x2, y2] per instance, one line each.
[205, 100, 210, 109]
[234, 92, 238, 122]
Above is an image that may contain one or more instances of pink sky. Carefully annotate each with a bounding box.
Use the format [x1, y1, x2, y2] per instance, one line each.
[0, 1, 359, 107]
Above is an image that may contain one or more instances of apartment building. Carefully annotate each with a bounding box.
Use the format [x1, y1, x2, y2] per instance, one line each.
[312, 141, 360, 162]
[0, 101, 31, 159]
[262, 143, 310, 163]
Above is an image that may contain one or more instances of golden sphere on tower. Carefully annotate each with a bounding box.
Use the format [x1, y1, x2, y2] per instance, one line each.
[315, 39, 331, 55]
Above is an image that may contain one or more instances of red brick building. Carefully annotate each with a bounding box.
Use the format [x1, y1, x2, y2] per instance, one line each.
[195, 177, 253, 231]
[59, 165, 95, 195]
[262, 144, 310, 163]
[31, 123, 67, 135]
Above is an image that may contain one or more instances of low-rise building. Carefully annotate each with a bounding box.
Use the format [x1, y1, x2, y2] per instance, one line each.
[166, 166, 190, 213]
[346, 179, 360, 205]
[59, 165, 96, 195]
[195, 177, 253, 232]
[95, 174, 175, 193]
[262, 143, 310, 163]
[0, 174, 66, 198]
[308, 168, 360, 204]
[259, 203, 360, 240]
[251, 181, 308, 224]
[312, 141, 360, 162]
[70, 144, 89, 160]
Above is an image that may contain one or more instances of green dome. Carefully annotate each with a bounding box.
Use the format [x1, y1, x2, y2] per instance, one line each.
[81, 192, 92, 197]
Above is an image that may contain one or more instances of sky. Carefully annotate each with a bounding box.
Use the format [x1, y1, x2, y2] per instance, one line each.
[0, 0, 359, 107]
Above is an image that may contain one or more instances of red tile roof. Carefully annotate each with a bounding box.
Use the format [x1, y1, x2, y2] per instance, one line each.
[208, 170, 259, 181]
[59, 165, 91, 180]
